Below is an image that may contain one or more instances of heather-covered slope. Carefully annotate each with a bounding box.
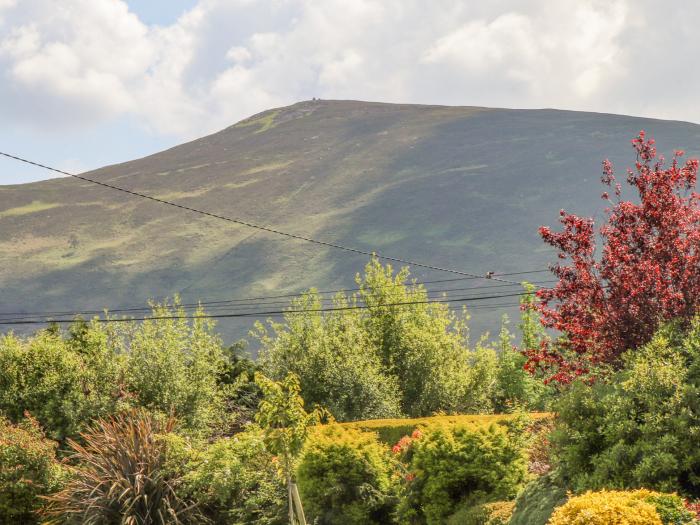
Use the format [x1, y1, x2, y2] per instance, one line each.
[2, 100, 699, 341]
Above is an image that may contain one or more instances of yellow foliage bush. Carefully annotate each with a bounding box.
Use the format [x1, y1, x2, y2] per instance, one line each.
[548, 489, 663, 525]
[483, 500, 516, 524]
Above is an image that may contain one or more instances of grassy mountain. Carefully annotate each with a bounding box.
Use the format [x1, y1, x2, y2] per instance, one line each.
[2, 100, 699, 342]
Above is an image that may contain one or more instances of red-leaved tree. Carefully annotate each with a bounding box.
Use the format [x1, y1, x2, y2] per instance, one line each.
[525, 131, 700, 383]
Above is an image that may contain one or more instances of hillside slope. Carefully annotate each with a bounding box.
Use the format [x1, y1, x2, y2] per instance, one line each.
[2, 100, 699, 341]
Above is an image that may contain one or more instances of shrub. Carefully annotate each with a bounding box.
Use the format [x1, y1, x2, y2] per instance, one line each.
[446, 500, 515, 525]
[646, 493, 698, 524]
[0, 415, 65, 523]
[481, 501, 516, 524]
[297, 425, 397, 525]
[686, 501, 700, 520]
[179, 426, 286, 525]
[526, 417, 554, 476]
[0, 330, 119, 443]
[547, 489, 697, 525]
[509, 471, 567, 525]
[395, 423, 527, 524]
[217, 343, 263, 432]
[44, 410, 201, 524]
[553, 320, 700, 496]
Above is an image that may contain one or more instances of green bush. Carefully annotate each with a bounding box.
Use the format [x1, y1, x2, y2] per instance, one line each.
[180, 426, 286, 525]
[646, 493, 698, 525]
[0, 330, 119, 443]
[0, 303, 232, 443]
[509, 471, 568, 525]
[553, 319, 700, 496]
[0, 416, 65, 523]
[297, 425, 397, 525]
[395, 423, 527, 524]
[217, 343, 263, 432]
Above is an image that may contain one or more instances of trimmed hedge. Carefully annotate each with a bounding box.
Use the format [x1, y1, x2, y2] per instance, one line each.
[337, 412, 551, 445]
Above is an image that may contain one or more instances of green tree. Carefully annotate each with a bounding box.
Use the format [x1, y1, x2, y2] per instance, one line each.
[124, 300, 228, 433]
[463, 335, 499, 414]
[358, 258, 472, 416]
[494, 313, 549, 412]
[518, 282, 549, 352]
[257, 258, 478, 419]
[255, 372, 324, 525]
[0, 299, 234, 442]
[256, 292, 401, 421]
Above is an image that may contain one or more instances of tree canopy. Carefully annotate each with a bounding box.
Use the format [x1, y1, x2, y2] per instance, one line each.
[528, 131, 700, 382]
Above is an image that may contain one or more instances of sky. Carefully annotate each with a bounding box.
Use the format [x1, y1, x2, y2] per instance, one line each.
[0, 0, 697, 184]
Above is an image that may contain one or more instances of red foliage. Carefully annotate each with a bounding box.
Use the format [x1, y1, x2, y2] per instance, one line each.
[685, 499, 700, 519]
[392, 432, 420, 455]
[525, 131, 700, 383]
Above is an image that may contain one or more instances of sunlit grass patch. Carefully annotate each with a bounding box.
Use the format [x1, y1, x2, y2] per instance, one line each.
[224, 178, 259, 189]
[357, 230, 408, 247]
[153, 187, 211, 200]
[0, 201, 61, 218]
[241, 160, 294, 176]
[235, 110, 281, 134]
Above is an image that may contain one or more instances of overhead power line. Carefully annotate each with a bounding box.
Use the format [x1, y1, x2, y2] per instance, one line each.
[0, 290, 537, 326]
[0, 278, 556, 321]
[0, 300, 526, 324]
[0, 151, 524, 285]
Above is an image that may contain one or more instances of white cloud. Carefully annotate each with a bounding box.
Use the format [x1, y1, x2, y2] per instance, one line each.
[0, 0, 152, 125]
[0, 0, 697, 142]
[226, 46, 252, 63]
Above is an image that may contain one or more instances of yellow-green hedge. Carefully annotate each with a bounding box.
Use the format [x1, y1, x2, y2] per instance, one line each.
[548, 489, 663, 525]
[548, 489, 698, 525]
[333, 412, 551, 445]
